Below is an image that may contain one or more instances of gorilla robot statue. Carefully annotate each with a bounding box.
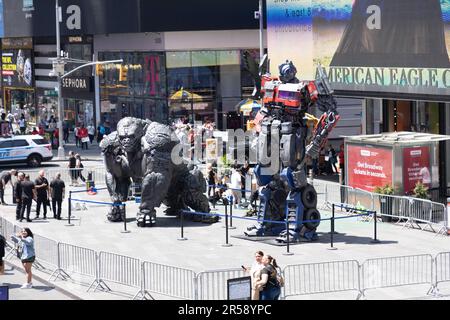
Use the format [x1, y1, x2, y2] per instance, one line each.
[100, 117, 215, 227]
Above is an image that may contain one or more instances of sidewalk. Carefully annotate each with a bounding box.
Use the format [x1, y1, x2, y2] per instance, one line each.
[52, 135, 103, 162]
[0, 261, 80, 300]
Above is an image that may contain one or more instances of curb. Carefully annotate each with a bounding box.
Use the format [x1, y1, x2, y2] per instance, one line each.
[3, 260, 83, 301]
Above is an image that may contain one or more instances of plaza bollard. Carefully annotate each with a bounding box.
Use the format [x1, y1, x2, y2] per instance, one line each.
[229, 195, 236, 230]
[178, 211, 187, 241]
[121, 204, 130, 234]
[371, 210, 380, 244]
[66, 191, 74, 227]
[328, 204, 337, 250]
[283, 216, 294, 256]
[222, 201, 232, 247]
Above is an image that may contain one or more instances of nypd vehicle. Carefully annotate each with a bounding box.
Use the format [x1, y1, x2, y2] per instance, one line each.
[0, 135, 53, 167]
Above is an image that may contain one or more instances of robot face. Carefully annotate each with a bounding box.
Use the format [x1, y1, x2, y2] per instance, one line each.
[24, 58, 32, 86]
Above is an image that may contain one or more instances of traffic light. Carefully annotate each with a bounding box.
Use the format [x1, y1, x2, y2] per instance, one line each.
[119, 65, 128, 82]
[95, 64, 104, 77]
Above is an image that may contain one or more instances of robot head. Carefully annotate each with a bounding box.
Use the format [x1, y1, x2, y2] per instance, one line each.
[117, 117, 146, 152]
[279, 60, 298, 83]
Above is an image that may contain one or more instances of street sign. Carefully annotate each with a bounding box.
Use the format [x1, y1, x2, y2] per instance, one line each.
[44, 90, 58, 97]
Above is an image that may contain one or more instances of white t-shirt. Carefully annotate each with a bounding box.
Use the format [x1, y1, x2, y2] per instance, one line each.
[88, 126, 95, 135]
[230, 171, 242, 190]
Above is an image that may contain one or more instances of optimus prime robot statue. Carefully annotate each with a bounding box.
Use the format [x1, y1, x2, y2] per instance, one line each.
[100, 118, 215, 227]
[243, 53, 340, 242]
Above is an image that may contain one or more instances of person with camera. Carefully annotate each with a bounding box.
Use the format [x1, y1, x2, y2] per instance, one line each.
[242, 251, 265, 300]
[11, 228, 35, 289]
[254, 254, 282, 300]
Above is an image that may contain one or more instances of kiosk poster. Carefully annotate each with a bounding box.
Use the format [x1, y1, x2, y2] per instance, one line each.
[1, 49, 33, 87]
[403, 146, 431, 194]
[347, 145, 393, 192]
[266, 0, 450, 97]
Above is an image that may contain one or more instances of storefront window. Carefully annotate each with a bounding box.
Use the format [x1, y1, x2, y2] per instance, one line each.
[99, 51, 167, 128]
[4, 89, 36, 132]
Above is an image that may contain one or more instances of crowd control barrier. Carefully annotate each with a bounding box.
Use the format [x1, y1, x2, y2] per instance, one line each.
[283, 260, 362, 299]
[315, 181, 448, 235]
[49, 243, 97, 282]
[195, 268, 247, 300]
[430, 252, 450, 295]
[91, 251, 141, 293]
[360, 254, 434, 298]
[139, 261, 197, 300]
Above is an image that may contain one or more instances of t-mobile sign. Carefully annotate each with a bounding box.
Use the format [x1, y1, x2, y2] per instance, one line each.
[347, 145, 393, 192]
[403, 146, 431, 194]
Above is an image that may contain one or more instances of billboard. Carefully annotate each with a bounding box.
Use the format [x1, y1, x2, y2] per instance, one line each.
[347, 145, 393, 192]
[267, 0, 450, 97]
[402, 146, 431, 194]
[1, 49, 33, 88]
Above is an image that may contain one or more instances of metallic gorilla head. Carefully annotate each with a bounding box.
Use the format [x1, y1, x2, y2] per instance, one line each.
[117, 117, 147, 152]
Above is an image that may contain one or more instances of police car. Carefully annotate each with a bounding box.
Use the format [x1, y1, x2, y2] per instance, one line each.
[0, 135, 53, 167]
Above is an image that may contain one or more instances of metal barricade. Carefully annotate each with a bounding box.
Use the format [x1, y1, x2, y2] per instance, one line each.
[49, 243, 97, 281]
[140, 261, 197, 300]
[372, 194, 410, 222]
[361, 254, 433, 298]
[33, 234, 59, 270]
[91, 251, 141, 293]
[431, 252, 450, 295]
[195, 268, 247, 300]
[406, 198, 433, 230]
[320, 184, 355, 211]
[430, 202, 448, 235]
[283, 260, 362, 299]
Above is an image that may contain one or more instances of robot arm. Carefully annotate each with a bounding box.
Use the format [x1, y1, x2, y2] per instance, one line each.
[305, 65, 340, 160]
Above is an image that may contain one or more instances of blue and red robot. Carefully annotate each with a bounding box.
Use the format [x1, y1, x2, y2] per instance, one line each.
[243, 53, 340, 242]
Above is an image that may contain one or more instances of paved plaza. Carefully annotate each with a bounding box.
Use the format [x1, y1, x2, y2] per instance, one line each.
[1, 174, 450, 300]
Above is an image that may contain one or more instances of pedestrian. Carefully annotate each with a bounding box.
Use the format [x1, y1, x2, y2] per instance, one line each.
[97, 124, 105, 144]
[14, 172, 25, 220]
[87, 122, 96, 144]
[49, 173, 65, 220]
[11, 228, 35, 289]
[327, 145, 338, 175]
[338, 143, 345, 179]
[63, 120, 70, 143]
[239, 160, 250, 202]
[20, 174, 36, 223]
[79, 124, 89, 150]
[75, 154, 86, 184]
[0, 169, 17, 205]
[207, 163, 216, 198]
[255, 255, 282, 300]
[242, 251, 265, 300]
[34, 170, 49, 219]
[19, 114, 27, 135]
[0, 232, 5, 275]
[230, 166, 242, 209]
[68, 151, 77, 186]
[74, 123, 80, 147]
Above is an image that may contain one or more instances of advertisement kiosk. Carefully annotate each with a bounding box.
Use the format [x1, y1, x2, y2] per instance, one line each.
[344, 132, 450, 196]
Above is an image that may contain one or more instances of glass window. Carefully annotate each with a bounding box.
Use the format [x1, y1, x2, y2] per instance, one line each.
[0, 141, 13, 149]
[32, 139, 49, 145]
[13, 140, 29, 147]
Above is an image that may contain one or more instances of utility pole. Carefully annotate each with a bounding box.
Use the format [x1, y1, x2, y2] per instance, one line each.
[258, 0, 264, 61]
[52, 0, 122, 160]
[55, 0, 65, 160]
